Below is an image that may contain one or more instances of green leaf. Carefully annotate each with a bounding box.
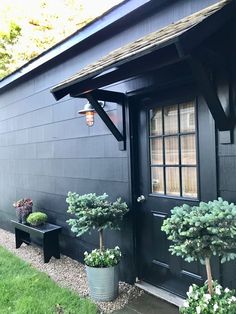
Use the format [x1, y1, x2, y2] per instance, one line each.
[162, 198, 236, 264]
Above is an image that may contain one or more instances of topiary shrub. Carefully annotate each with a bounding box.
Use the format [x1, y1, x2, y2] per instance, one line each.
[27, 212, 48, 226]
[66, 192, 129, 251]
[161, 198, 236, 295]
[67, 192, 129, 302]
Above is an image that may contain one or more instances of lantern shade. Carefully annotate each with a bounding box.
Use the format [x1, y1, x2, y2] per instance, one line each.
[78, 101, 105, 127]
[78, 102, 95, 114]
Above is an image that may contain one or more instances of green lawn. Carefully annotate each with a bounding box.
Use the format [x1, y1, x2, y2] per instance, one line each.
[0, 246, 97, 314]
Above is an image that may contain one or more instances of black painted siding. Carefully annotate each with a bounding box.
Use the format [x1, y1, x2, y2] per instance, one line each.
[218, 124, 236, 287]
[218, 132, 236, 289]
[216, 17, 236, 289]
[0, 0, 225, 284]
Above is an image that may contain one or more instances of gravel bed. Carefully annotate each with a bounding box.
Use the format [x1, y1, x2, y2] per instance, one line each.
[0, 228, 142, 313]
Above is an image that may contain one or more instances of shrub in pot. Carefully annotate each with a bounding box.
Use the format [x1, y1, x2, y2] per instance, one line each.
[66, 192, 129, 301]
[13, 198, 33, 224]
[27, 212, 48, 226]
[161, 198, 236, 313]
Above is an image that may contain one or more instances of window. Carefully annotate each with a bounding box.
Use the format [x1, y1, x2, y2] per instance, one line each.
[150, 101, 198, 198]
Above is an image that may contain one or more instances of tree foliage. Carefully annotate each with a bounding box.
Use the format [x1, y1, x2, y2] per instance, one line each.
[162, 198, 236, 263]
[0, 22, 21, 79]
[0, 0, 123, 80]
[66, 192, 129, 250]
[161, 198, 236, 294]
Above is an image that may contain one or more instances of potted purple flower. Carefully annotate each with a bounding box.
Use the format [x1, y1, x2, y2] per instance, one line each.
[13, 198, 33, 224]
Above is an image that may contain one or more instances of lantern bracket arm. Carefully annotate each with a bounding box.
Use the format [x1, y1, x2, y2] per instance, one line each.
[85, 92, 126, 150]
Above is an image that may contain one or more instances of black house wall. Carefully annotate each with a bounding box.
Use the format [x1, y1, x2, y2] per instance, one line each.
[0, 0, 229, 284]
[218, 123, 236, 289]
[217, 37, 236, 289]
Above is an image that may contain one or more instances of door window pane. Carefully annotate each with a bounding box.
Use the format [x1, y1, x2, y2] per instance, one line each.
[180, 102, 195, 133]
[164, 105, 178, 135]
[182, 167, 197, 198]
[151, 167, 164, 194]
[166, 167, 180, 196]
[181, 135, 196, 165]
[149, 101, 198, 199]
[150, 138, 163, 164]
[165, 136, 179, 165]
[150, 108, 162, 136]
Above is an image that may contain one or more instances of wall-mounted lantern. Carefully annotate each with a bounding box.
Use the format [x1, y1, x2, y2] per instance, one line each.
[78, 101, 105, 127]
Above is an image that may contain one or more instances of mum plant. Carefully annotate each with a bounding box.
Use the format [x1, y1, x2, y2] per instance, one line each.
[161, 198, 236, 298]
[84, 247, 121, 268]
[66, 192, 129, 265]
[13, 198, 33, 208]
[181, 282, 236, 314]
[13, 198, 33, 224]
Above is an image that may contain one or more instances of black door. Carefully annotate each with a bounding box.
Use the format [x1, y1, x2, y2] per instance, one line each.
[135, 92, 218, 297]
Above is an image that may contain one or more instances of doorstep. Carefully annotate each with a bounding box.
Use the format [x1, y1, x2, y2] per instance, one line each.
[135, 281, 184, 308]
[112, 291, 180, 314]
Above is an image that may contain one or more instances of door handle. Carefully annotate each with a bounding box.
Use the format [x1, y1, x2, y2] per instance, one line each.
[137, 195, 146, 203]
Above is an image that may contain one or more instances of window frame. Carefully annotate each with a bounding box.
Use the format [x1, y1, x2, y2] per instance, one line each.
[148, 100, 199, 200]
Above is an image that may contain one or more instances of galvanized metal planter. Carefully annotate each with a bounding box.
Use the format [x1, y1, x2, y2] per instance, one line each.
[86, 264, 119, 301]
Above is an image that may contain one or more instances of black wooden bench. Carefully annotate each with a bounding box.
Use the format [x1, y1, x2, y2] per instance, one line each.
[11, 220, 61, 263]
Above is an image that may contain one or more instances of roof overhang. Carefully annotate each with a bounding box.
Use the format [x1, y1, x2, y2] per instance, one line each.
[50, 0, 235, 150]
[51, 0, 233, 101]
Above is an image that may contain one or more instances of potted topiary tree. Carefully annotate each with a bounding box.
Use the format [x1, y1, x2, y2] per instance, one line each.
[161, 198, 236, 313]
[66, 192, 129, 302]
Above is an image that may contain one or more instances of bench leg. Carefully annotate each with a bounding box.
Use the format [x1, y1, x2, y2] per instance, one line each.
[43, 234, 51, 263]
[15, 228, 23, 248]
[43, 232, 60, 263]
[43, 253, 51, 263]
[53, 234, 60, 259]
[15, 228, 30, 248]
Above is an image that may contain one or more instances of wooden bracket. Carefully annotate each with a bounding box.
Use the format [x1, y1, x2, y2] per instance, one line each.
[71, 89, 125, 103]
[86, 92, 126, 151]
[175, 33, 234, 132]
[187, 56, 233, 131]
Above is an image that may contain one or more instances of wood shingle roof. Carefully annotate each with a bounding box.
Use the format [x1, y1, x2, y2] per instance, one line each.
[51, 0, 231, 100]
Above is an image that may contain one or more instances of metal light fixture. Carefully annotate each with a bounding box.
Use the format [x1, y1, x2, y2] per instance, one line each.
[78, 101, 104, 127]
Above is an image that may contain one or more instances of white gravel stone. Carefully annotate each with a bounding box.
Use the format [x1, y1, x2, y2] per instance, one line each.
[0, 228, 142, 313]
